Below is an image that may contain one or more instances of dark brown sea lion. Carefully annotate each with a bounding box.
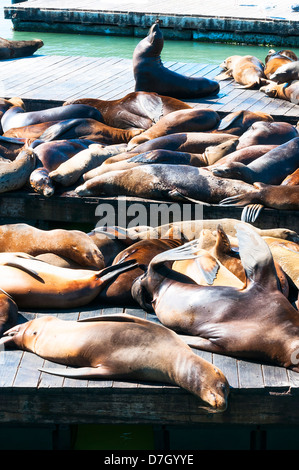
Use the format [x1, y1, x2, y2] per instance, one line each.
[63, 92, 192, 129]
[102, 237, 184, 305]
[0, 223, 105, 269]
[207, 144, 277, 169]
[0, 135, 35, 161]
[211, 137, 299, 185]
[0, 314, 230, 412]
[212, 110, 273, 136]
[131, 225, 299, 371]
[263, 51, 294, 79]
[1, 104, 104, 133]
[236, 121, 298, 149]
[4, 119, 143, 144]
[133, 22, 220, 99]
[0, 289, 18, 337]
[265, 49, 298, 62]
[216, 55, 267, 88]
[0, 37, 43, 59]
[127, 108, 220, 150]
[0, 254, 137, 309]
[260, 80, 299, 104]
[75, 162, 255, 204]
[269, 60, 299, 83]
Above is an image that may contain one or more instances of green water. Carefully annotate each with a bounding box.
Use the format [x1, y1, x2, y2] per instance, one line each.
[2, 1, 299, 64]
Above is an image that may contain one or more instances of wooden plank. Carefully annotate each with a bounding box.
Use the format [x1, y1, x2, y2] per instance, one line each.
[212, 353, 240, 390]
[237, 360, 264, 390]
[262, 364, 290, 390]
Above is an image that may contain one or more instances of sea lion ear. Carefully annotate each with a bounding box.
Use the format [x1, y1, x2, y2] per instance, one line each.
[235, 224, 278, 288]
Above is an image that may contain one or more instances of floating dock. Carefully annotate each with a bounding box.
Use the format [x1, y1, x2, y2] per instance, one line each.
[4, 0, 299, 46]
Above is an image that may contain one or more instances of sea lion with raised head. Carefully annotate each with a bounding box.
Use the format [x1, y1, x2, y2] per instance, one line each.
[131, 225, 299, 371]
[63, 92, 192, 129]
[0, 314, 230, 412]
[216, 55, 267, 88]
[0, 37, 43, 59]
[133, 22, 220, 99]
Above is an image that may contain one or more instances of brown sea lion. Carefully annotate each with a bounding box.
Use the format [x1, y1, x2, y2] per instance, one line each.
[0, 254, 137, 309]
[263, 51, 294, 79]
[131, 225, 299, 371]
[281, 168, 299, 186]
[102, 237, 185, 305]
[3, 118, 143, 144]
[0, 289, 18, 337]
[0, 97, 25, 134]
[0, 37, 43, 59]
[0, 314, 230, 412]
[0, 147, 36, 193]
[262, 237, 299, 289]
[260, 80, 299, 104]
[265, 49, 298, 62]
[212, 110, 273, 136]
[207, 144, 277, 169]
[216, 55, 267, 88]
[269, 60, 299, 83]
[236, 121, 298, 149]
[63, 92, 192, 129]
[133, 22, 220, 99]
[1, 104, 104, 133]
[220, 182, 299, 222]
[75, 163, 255, 204]
[0, 223, 105, 269]
[211, 137, 299, 185]
[0, 136, 35, 161]
[127, 108, 220, 150]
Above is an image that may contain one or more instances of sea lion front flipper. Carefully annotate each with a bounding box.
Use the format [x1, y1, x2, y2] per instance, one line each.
[235, 223, 278, 288]
[178, 334, 224, 353]
[215, 71, 233, 81]
[216, 111, 245, 131]
[39, 119, 80, 142]
[78, 313, 147, 324]
[39, 365, 120, 379]
[193, 252, 220, 285]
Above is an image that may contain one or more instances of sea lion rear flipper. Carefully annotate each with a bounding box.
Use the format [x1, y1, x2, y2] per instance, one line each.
[235, 223, 278, 287]
[216, 111, 244, 131]
[150, 239, 201, 267]
[98, 259, 139, 283]
[241, 204, 264, 223]
[39, 365, 118, 379]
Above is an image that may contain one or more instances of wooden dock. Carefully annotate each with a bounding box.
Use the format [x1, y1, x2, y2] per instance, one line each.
[4, 0, 299, 46]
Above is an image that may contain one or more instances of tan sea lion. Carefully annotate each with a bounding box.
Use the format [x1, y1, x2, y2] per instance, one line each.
[0, 223, 105, 269]
[260, 80, 299, 104]
[216, 55, 267, 88]
[0, 253, 137, 309]
[63, 92, 192, 129]
[0, 314, 230, 412]
[0, 37, 43, 59]
[263, 51, 294, 79]
[269, 60, 299, 83]
[0, 147, 36, 193]
[131, 225, 299, 371]
[127, 108, 220, 150]
[133, 22, 220, 99]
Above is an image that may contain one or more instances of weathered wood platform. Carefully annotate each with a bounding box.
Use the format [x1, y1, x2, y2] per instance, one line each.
[5, 0, 299, 46]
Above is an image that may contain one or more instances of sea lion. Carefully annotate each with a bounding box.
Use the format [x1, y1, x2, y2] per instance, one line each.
[101, 237, 184, 305]
[63, 92, 192, 129]
[260, 80, 299, 104]
[281, 168, 299, 186]
[0, 253, 137, 309]
[211, 137, 299, 185]
[0, 289, 18, 337]
[262, 237, 299, 289]
[0, 147, 36, 193]
[1, 104, 104, 133]
[4, 118, 143, 144]
[0, 223, 105, 268]
[133, 22, 220, 99]
[29, 167, 55, 197]
[0, 98, 25, 134]
[212, 110, 274, 136]
[127, 108, 220, 150]
[75, 163, 255, 204]
[216, 55, 267, 88]
[0, 37, 43, 59]
[263, 51, 294, 79]
[220, 182, 299, 222]
[131, 225, 299, 371]
[0, 136, 35, 161]
[265, 49, 298, 62]
[236, 121, 298, 149]
[49, 143, 127, 187]
[269, 60, 299, 83]
[207, 144, 277, 169]
[0, 314, 230, 412]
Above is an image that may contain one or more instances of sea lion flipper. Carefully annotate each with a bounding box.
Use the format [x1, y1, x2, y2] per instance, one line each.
[241, 204, 264, 223]
[150, 239, 201, 267]
[39, 365, 117, 379]
[235, 223, 277, 286]
[78, 313, 146, 324]
[216, 111, 244, 131]
[178, 334, 223, 353]
[3, 262, 45, 282]
[194, 252, 220, 285]
[39, 119, 79, 142]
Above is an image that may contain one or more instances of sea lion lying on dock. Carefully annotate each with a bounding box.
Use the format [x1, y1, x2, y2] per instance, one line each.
[131, 225, 299, 371]
[260, 80, 299, 104]
[216, 55, 267, 88]
[0, 147, 36, 194]
[0, 314, 230, 412]
[269, 60, 299, 83]
[0, 289, 18, 337]
[212, 110, 273, 136]
[0, 37, 43, 59]
[263, 50, 295, 79]
[63, 92, 192, 130]
[133, 21, 220, 99]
